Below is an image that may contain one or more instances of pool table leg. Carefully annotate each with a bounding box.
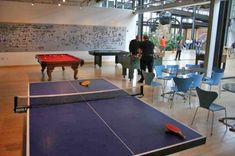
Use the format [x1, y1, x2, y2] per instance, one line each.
[115, 55, 123, 65]
[122, 67, 127, 78]
[47, 66, 54, 81]
[71, 65, 78, 80]
[41, 64, 46, 72]
[94, 55, 102, 67]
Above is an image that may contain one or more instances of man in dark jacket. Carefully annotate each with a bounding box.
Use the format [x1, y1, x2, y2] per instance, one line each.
[138, 35, 154, 83]
[129, 35, 142, 75]
[231, 42, 235, 54]
[129, 35, 141, 56]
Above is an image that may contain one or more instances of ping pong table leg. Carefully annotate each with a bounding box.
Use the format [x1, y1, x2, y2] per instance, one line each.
[131, 85, 144, 98]
[139, 85, 144, 96]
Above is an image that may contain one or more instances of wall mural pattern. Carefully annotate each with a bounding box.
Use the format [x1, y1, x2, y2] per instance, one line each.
[0, 23, 126, 52]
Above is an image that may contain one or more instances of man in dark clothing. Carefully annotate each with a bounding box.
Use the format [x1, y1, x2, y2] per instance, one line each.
[175, 41, 182, 60]
[231, 42, 235, 49]
[231, 42, 235, 53]
[194, 40, 201, 54]
[138, 35, 154, 83]
[129, 35, 141, 56]
[129, 35, 142, 75]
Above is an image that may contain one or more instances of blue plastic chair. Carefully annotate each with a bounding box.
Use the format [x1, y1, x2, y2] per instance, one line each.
[155, 65, 173, 96]
[189, 73, 204, 97]
[155, 65, 165, 79]
[190, 74, 204, 89]
[191, 87, 227, 135]
[185, 64, 200, 69]
[166, 65, 179, 77]
[203, 70, 224, 95]
[158, 65, 179, 98]
[212, 67, 224, 73]
[142, 71, 162, 101]
[170, 77, 194, 108]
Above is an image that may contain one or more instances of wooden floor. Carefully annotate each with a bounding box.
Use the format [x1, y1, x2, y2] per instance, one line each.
[0, 51, 235, 156]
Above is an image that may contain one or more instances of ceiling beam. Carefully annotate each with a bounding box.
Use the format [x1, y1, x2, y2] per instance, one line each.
[135, 0, 211, 14]
[3, 0, 81, 6]
[168, 9, 209, 22]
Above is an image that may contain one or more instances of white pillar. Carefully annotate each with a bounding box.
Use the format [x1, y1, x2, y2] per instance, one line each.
[207, 0, 221, 77]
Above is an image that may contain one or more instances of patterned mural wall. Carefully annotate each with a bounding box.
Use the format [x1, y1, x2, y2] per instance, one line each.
[0, 23, 126, 52]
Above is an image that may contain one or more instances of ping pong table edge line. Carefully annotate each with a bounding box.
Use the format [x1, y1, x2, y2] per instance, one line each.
[135, 95, 206, 137]
[24, 79, 205, 156]
[25, 98, 206, 156]
[134, 136, 206, 156]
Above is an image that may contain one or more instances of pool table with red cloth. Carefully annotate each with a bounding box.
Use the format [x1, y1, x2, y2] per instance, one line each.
[36, 54, 84, 81]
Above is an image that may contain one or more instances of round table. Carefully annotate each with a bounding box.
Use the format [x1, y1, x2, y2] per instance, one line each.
[162, 67, 205, 77]
[223, 83, 235, 93]
[219, 83, 235, 132]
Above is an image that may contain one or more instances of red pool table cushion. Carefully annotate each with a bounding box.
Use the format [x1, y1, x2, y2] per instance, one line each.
[37, 54, 80, 62]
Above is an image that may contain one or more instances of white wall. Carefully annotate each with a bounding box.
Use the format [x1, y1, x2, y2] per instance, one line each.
[0, 1, 137, 66]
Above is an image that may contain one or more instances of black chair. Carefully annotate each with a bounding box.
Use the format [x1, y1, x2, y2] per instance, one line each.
[191, 87, 227, 135]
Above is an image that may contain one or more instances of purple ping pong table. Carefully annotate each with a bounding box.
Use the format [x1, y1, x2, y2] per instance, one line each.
[22, 78, 206, 156]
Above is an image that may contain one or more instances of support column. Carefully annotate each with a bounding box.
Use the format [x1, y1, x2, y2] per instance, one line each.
[223, 0, 232, 45]
[105, 0, 108, 8]
[191, 6, 196, 49]
[179, 16, 183, 35]
[115, 0, 117, 8]
[213, 0, 229, 69]
[205, 0, 221, 77]
[132, 0, 135, 10]
[137, 0, 143, 39]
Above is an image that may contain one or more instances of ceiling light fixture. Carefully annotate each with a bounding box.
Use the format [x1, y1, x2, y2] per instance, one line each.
[58, 3, 61, 6]
[62, 0, 66, 2]
[31, 3, 34, 6]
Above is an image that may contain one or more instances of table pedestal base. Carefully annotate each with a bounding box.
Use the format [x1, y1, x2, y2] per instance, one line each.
[219, 117, 235, 132]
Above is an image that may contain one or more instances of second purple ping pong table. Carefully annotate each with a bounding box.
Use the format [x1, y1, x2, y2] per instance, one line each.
[16, 78, 206, 156]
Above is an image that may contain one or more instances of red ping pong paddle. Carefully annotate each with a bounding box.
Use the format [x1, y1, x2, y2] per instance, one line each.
[79, 80, 90, 87]
[165, 123, 186, 139]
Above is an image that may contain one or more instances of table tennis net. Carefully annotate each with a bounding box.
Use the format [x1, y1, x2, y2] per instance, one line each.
[14, 86, 143, 113]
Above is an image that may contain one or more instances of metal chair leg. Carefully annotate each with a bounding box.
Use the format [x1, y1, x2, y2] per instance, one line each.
[170, 92, 175, 109]
[160, 84, 164, 95]
[162, 80, 167, 97]
[207, 110, 210, 121]
[191, 107, 199, 125]
[183, 93, 187, 103]
[189, 90, 192, 108]
[211, 112, 214, 136]
[225, 109, 228, 131]
[218, 82, 221, 98]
